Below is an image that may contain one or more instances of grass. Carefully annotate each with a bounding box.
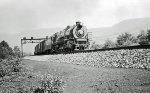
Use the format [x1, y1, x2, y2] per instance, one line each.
[0, 59, 65, 93]
[22, 59, 150, 93]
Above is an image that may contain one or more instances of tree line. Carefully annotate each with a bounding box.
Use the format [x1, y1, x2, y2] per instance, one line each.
[91, 29, 150, 49]
[0, 40, 21, 59]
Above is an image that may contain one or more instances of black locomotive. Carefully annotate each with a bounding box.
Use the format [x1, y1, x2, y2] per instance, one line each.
[34, 21, 89, 55]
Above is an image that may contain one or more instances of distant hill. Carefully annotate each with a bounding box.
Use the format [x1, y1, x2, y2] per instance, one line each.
[1, 17, 150, 53]
[89, 17, 150, 44]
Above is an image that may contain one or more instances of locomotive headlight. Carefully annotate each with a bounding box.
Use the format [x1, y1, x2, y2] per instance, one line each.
[73, 25, 87, 38]
[76, 30, 84, 38]
[78, 30, 84, 35]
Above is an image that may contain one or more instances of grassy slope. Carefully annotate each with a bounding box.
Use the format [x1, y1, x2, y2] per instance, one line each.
[22, 59, 150, 93]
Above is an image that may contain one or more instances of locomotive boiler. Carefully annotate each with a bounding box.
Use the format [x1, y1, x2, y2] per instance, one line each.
[34, 21, 89, 55]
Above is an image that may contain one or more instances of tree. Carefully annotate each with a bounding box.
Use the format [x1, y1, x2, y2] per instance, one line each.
[0, 40, 14, 59]
[137, 30, 149, 45]
[90, 41, 102, 50]
[0, 40, 9, 48]
[102, 39, 116, 49]
[116, 32, 137, 47]
[147, 29, 150, 42]
[13, 46, 21, 58]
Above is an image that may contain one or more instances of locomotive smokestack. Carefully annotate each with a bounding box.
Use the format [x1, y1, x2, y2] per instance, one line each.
[76, 21, 81, 25]
[76, 21, 82, 30]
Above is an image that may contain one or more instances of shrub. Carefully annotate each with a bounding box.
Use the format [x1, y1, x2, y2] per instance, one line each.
[0, 59, 65, 93]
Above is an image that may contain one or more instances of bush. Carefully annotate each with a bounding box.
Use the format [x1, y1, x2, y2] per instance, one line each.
[0, 59, 65, 93]
[0, 40, 15, 59]
[116, 32, 137, 47]
[102, 39, 116, 49]
[137, 31, 149, 45]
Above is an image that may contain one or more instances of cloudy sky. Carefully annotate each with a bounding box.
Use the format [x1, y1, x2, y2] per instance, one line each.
[0, 0, 150, 34]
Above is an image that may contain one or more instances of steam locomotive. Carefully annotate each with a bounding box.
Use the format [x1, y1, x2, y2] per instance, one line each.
[34, 21, 89, 55]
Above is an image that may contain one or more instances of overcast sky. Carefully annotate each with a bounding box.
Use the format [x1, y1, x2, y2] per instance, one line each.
[0, 0, 150, 35]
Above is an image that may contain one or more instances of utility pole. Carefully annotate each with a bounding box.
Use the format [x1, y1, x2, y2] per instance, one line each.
[21, 41, 23, 57]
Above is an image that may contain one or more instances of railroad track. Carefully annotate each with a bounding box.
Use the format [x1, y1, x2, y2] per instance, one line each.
[31, 45, 150, 56]
[65, 45, 150, 54]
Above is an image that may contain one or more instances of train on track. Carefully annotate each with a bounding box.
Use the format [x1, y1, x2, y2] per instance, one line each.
[34, 21, 90, 55]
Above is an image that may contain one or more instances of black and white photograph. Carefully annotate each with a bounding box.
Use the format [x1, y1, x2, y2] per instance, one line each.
[0, 0, 150, 93]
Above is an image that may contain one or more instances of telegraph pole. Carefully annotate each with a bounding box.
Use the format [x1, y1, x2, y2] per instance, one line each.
[21, 41, 23, 57]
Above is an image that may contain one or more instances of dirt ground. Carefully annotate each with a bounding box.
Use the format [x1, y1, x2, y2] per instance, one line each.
[22, 59, 150, 93]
